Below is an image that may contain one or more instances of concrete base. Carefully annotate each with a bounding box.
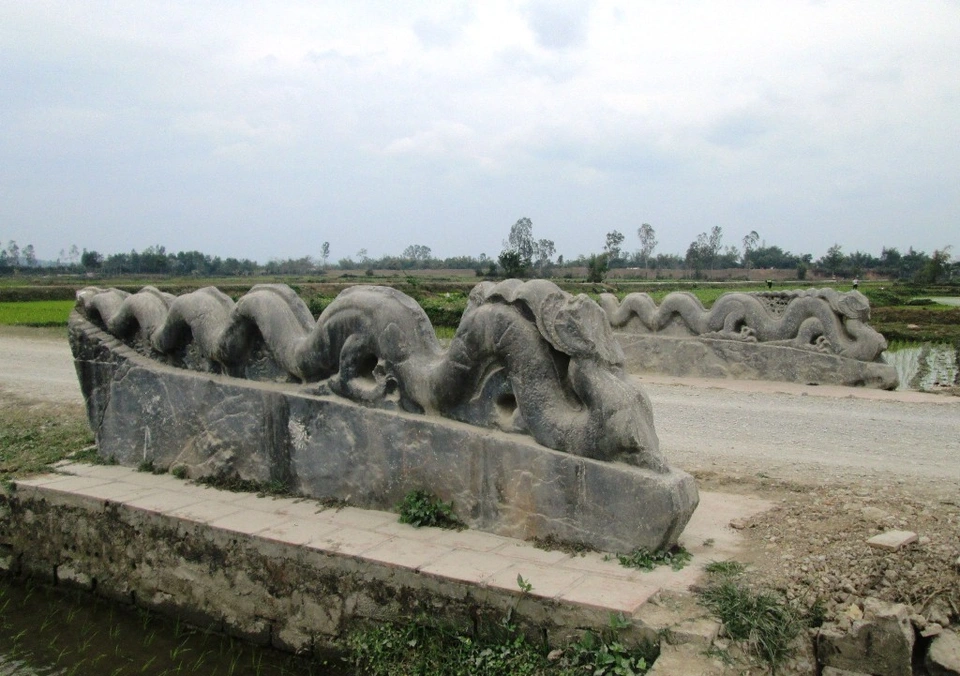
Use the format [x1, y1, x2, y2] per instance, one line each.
[70, 314, 698, 553]
[1, 464, 770, 656]
[616, 332, 898, 390]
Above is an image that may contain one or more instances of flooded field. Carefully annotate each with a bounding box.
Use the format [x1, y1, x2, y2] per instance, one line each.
[0, 577, 349, 676]
[884, 342, 959, 391]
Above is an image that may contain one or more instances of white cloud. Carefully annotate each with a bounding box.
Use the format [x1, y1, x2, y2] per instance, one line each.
[0, 0, 957, 261]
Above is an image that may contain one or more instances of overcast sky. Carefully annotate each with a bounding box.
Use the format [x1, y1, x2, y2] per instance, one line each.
[2, 1, 958, 264]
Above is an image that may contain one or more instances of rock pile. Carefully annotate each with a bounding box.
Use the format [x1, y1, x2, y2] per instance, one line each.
[729, 480, 959, 674]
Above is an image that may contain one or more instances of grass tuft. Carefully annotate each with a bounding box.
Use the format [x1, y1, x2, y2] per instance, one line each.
[697, 579, 802, 669]
[703, 560, 747, 577]
[193, 473, 291, 497]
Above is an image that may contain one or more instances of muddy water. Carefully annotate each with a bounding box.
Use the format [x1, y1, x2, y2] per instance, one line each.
[884, 342, 959, 391]
[0, 577, 351, 676]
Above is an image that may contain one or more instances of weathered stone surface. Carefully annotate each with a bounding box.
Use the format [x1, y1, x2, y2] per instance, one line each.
[817, 598, 915, 676]
[602, 288, 887, 360]
[601, 288, 897, 389]
[76, 280, 667, 469]
[926, 629, 960, 676]
[70, 316, 698, 553]
[866, 530, 918, 551]
[614, 333, 898, 389]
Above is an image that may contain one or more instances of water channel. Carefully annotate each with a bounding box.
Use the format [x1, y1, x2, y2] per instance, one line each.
[883, 342, 959, 391]
[0, 577, 350, 676]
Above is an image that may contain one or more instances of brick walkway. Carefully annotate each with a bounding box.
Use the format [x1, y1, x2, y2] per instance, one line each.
[15, 462, 770, 618]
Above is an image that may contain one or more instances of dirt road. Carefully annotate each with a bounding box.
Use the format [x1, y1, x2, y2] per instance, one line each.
[0, 327, 82, 404]
[2, 327, 957, 494]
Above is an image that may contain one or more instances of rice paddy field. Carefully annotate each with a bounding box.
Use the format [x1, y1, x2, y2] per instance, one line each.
[0, 300, 74, 327]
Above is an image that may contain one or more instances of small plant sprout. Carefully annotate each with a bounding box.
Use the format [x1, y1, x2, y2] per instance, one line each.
[516, 574, 533, 594]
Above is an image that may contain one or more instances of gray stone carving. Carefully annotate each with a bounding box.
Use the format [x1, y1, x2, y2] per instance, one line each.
[599, 289, 898, 389]
[70, 280, 698, 552]
[77, 280, 662, 469]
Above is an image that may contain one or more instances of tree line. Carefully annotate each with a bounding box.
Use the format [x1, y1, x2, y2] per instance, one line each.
[1, 220, 955, 283]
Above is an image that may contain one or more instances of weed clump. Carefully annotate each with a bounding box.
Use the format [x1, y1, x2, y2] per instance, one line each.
[612, 545, 692, 572]
[396, 489, 465, 530]
[346, 612, 656, 676]
[193, 473, 291, 497]
[702, 559, 747, 577]
[697, 578, 803, 670]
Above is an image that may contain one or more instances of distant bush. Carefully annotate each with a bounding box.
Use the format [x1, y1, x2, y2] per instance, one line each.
[418, 295, 467, 328]
[307, 295, 336, 317]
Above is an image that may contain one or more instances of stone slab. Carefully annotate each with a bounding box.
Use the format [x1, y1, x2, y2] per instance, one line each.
[866, 530, 918, 551]
[616, 332, 898, 389]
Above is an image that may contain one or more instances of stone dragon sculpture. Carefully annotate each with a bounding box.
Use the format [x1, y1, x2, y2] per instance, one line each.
[598, 288, 887, 362]
[75, 280, 664, 471]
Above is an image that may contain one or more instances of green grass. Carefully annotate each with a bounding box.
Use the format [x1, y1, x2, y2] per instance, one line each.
[0, 392, 93, 483]
[0, 300, 75, 326]
[697, 580, 803, 670]
[610, 545, 692, 572]
[396, 489, 466, 530]
[702, 560, 747, 577]
[346, 613, 656, 676]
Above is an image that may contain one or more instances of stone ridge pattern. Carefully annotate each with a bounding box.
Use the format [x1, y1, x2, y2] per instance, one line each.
[599, 289, 899, 389]
[599, 289, 887, 362]
[76, 279, 663, 471]
[69, 285, 699, 553]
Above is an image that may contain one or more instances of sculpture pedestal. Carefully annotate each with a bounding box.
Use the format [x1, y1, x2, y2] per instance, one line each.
[617, 333, 898, 390]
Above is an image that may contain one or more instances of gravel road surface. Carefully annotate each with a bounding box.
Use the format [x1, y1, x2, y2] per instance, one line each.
[2, 328, 957, 492]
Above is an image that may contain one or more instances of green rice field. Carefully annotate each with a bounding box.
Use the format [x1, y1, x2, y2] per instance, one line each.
[0, 300, 75, 326]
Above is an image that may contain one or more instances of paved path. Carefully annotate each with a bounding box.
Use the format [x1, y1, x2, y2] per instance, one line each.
[0, 328, 82, 404]
[17, 462, 768, 616]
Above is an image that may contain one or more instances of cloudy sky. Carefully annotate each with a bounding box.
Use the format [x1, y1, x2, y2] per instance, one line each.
[2, 1, 958, 264]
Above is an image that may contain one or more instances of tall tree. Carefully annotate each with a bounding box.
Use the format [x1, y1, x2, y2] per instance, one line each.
[917, 246, 953, 283]
[7, 241, 19, 267]
[81, 249, 103, 271]
[604, 230, 625, 263]
[685, 232, 711, 277]
[637, 223, 657, 269]
[707, 226, 723, 269]
[533, 238, 555, 275]
[818, 244, 845, 276]
[741, 230, 759, 269]
[23, 244, 36, 267]
[500, 217, 535, 276]
[320, 241, 330, 269]
[402, 244, 432, 263]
